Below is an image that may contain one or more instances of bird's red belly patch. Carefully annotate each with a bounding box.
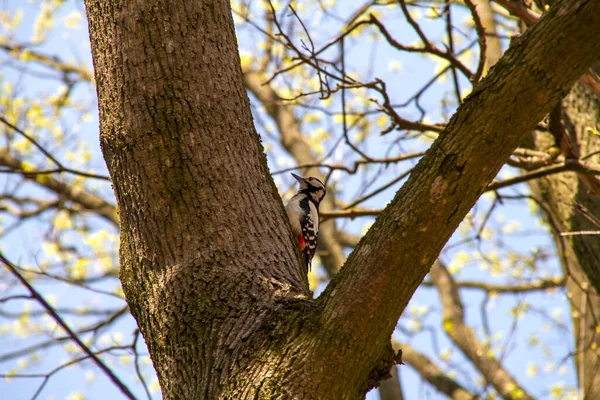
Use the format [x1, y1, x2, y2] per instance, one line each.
[298, 234, 306, 250]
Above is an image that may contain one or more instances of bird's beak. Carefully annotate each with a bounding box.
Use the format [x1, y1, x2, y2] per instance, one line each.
[291, 173, 306, 183]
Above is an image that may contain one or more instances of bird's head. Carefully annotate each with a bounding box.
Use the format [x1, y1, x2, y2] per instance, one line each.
[292, 173, 326, 204]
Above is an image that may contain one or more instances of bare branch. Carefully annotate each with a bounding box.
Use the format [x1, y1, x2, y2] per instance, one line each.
[399, 342, 478, 400]
[369, 13, 473, 80]
[321, 208, 381, 221]
[0, 150, 119, 226]
[0, 253, 136, 400]
[429, 261, 533, 399]
[487, 159, 600, 192]
[0, 116, 110, 181]
[492, 0, 541, 25]
[464, 0, 488, 83]
[422, 277, 565, 293]
[244, 69, 346, 274]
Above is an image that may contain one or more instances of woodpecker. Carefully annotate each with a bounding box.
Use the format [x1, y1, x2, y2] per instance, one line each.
[286, 173, 326, 270]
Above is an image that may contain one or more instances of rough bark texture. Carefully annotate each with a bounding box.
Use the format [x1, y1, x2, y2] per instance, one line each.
[318, 1, 600, 397]
[84, 0, 308, 398]
[527, 74, 600, 397]
[84, 0, 600, 398]
[480, 5, 600, 397]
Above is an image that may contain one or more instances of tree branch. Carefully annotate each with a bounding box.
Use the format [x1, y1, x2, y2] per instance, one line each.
[0, 253, 136, 400]
[320, 208, 381, 221]
[429, 261, 533, 399]
[488, 159, 600, 191]
[423, 277, 565, 293]
[316, 0, 600, 390]
[492, 0, 541, 24]
[0, 43, 94, 82]
[399, 342, 478, 400]
[0, 116, 110, 181]
[0, 150, 118, 226]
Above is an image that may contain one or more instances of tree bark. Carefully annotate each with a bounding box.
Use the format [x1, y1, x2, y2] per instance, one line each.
[84, 0, 600, 398]
[527, 71, 600, 397]
[318, 2, 600, 397]
[481, 4, 600, 397]
[85, 0, 308, 398]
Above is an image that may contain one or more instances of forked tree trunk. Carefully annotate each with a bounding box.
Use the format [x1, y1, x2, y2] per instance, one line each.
[84, 0, 600, 398]
[84, 0, 309, 397]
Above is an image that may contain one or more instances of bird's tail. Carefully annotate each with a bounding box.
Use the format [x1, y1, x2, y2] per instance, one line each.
[303, 251, 311, 271]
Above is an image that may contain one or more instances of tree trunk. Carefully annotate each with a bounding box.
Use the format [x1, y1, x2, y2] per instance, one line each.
[84, 0, 600, 398]
[84, 0, 308, 397]
[527, 69, 600, 397]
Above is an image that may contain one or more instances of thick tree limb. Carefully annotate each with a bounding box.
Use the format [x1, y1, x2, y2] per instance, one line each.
[527, 75, 600, 396]
[85, 1, 309, 398]
[493, 0, 600, 100]
[316, 0, 600, 395]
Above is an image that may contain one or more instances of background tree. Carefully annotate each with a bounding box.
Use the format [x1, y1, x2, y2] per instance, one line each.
[1, 0, 600, 399]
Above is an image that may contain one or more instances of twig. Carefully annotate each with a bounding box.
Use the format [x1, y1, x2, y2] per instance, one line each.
[133, 330, 153, 400]
[369, 13, 473, 79]
[340, 37, 372, 161]
[0, 252, 137, 400]
[272, 151, 425, 176]
[444, 0, 462, 102]
[560, 231, 600, 237]
[0, 116, 110, 181]
[343, 168, 413, 210]
[487, 160, 600, 191]
[421, 277, 565, 293]
[463, 0, 487, 83]
[320, 208, 381, 221]
[287, 5, 329, 98]
[492, 0, 541, 25]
